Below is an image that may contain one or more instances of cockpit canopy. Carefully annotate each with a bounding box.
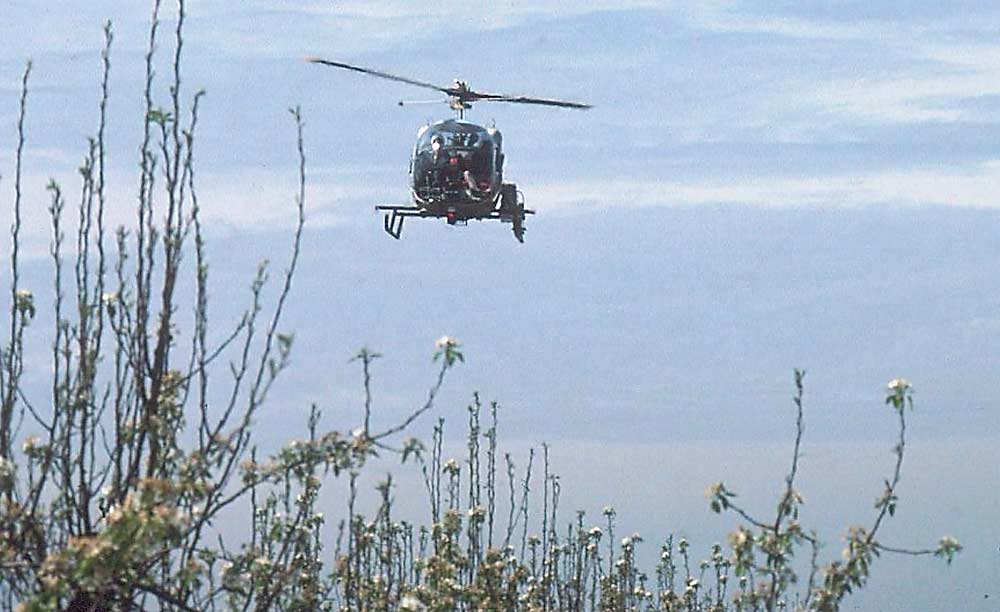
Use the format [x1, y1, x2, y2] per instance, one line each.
[412, 120, 501, 199]
[416, 119, 495, 152]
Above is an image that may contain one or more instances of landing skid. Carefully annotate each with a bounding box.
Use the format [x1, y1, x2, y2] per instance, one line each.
[374, 205, 430, 239]
[376, 184, 534, 242]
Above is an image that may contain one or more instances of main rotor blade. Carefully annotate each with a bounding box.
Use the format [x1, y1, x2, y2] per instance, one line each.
[398, 99, 448, 106]
[306, 57, 450, 95]
[472, 93, 591, 109]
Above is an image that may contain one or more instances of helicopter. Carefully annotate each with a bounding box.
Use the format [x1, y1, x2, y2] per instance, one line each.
[307, 57, 590, 242]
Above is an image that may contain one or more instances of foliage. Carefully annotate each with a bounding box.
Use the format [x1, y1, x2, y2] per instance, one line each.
[0, 3, 958, 610]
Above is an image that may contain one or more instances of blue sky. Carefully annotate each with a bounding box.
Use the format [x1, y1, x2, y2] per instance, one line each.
[3, 1, 1000, 609]
[8, 0, 1000, 227]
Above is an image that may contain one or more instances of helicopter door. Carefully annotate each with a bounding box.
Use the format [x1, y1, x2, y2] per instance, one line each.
[467, 142, 495, 190]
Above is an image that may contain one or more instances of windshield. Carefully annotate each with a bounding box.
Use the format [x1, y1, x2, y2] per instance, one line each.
[414, 121, 495, 181]
[416, 121, 490, 153]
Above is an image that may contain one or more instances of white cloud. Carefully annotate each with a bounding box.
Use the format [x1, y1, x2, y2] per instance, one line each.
[681, 5, 1000, 125]
[270, 0, 667, 23]
[530, 161, 1000, 214]
[922, 41, 1000, 70]
[0, 3, 150, 58]
[809, 60, 1000, 124]
[691, 10, 884, 41]
[810, 76, 970, 124]
[193, 166, 389, 230]
[0, 162, 395, 259]
[9, 158, 999, 257]
[187, 0, 671, 60]
[687, 3, 1000, 43]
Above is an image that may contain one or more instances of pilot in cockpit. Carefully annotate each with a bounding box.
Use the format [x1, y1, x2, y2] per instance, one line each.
[431, 134, 445, 162]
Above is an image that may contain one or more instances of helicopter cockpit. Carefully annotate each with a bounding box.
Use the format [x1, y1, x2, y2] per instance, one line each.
[412, 120, 499, 202]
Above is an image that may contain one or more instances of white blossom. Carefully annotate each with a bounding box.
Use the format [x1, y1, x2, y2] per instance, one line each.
[0, 457, 14, 486]
[435, 335, 458, 349]
[887, 378, 910, 392]
[14, 289, 34, 318]
[22, 435, 40, 454]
